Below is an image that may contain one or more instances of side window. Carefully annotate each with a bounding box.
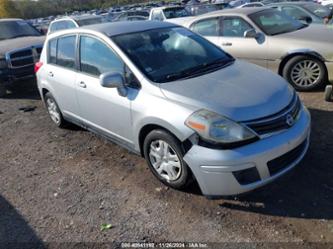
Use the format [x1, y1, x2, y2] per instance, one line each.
[48, 39, 57, 64]
[281, 6, 308, 20]
[221, 17, 253, 37]
[80, 36, 124, 76]
[57, 35, 76, 69]
[191, 18, 219, 36]
[152, 10, 164, 21]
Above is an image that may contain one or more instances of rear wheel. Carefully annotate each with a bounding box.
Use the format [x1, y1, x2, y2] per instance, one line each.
[283, 55, 326, 91]
[143, 129, 192, 189]
[44, 92, 67, 128]
[325, 85, 333, 102]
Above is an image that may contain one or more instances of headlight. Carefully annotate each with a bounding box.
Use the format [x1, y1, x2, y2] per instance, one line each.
[185, 109, 257, 146]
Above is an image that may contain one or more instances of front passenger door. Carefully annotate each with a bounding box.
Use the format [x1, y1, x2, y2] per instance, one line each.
[219, 16, 268, 68]
[75, 35, 138, 146]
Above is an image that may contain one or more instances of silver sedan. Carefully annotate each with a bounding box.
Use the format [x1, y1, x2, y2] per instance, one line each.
[179, 7, 333, 91]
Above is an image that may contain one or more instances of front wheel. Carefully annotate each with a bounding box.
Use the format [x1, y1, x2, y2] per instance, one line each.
[283, 56, 326, 91]
[143, 129, 192, 189]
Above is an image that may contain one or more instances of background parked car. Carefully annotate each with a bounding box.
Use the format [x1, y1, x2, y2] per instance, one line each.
[0, 19, 44, 97]
[47, 15, 104, 35]
[113, 10, 149, 21]
[237, 2, 265, 7]
[148, 6, 192, 21]
[179, 7, 333, 91]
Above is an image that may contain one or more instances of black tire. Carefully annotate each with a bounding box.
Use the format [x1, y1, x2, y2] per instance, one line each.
[325, 85, 333, 102]
[143, 129, 192, 189]
[44, 92, 68, 128]
[0, 83, 6, 98]
[282, 55, 326, 91]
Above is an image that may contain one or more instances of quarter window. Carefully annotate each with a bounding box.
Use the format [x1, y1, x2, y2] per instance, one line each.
[221, 17, 253, 37]
[79, 36, 124, 76]
[191, 18, 219, 36]
[48, 39, 57, 64]
[56, 35, 76, 69]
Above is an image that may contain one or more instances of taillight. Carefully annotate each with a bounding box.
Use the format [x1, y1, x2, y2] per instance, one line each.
[34, 61, 43, 73]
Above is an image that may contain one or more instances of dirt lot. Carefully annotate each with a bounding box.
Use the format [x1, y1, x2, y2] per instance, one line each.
[0, 80, 333, 247]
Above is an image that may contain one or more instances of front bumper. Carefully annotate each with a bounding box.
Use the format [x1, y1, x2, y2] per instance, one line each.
[183, 106, 311, 197]
[325, 61, 333, 83]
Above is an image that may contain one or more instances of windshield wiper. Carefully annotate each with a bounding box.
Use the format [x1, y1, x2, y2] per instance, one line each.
[163, 58, 235, 82]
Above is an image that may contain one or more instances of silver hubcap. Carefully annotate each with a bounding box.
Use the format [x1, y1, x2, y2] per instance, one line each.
[291, 60, 321, 87]
[149, 140, 182, 182]
[46, 98, 61, 124]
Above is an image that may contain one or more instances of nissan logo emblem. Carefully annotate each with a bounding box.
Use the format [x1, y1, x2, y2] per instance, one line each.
[286, 114, 294, 127]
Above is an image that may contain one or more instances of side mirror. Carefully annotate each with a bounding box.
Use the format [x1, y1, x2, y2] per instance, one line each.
[100, 72, 128, 97]
[244, 28, 259, 38]
[298, 16, 312, 24]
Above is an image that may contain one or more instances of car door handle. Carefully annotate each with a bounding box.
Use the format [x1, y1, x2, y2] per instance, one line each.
[79, 81, 87, 88]
[222, 42, 232, 46]
[48, 72, 54, 77]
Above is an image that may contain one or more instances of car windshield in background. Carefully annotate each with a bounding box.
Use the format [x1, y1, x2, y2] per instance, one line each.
[0, 21, 41, 41]
[112, 27, 233, 83]
[76, 17, 103, 26]
[249, 9, 307, 36]
[302, 3, 331, 18]
[187, 4, 220, 16]
[164, 7, 191, 19]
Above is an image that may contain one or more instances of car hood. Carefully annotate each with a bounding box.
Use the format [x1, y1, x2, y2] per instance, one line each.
[0, 36, 45, 57]
[159, 60, 294, 122]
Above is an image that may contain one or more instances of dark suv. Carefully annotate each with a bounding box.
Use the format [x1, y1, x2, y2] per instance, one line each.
[0, 19, 45, 97]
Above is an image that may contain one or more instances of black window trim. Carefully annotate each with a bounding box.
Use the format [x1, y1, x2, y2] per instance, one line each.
[189, 16, 221, 36]
[47, 34, 79, 72]
[220, 15, 255, 38]
[77, 33, 141, 89]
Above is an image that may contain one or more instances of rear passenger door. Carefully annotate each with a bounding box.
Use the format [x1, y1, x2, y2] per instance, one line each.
[75, 35, 137, 146]
[46, 35, 80, 117]
[190, 17, 221, 47]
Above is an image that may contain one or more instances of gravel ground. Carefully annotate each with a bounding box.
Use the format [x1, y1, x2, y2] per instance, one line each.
[0, 81, 332, 247]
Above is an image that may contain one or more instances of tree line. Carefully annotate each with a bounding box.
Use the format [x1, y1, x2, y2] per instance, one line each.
[0, 0, 146, 19]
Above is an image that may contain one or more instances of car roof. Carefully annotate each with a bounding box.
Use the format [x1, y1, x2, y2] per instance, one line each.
[200, 6, 271, 17]
[77, 21, 177, 37]
[269, 1, 316, 5]
[0, 18, 24, 22]
[151, 6, 185, 10]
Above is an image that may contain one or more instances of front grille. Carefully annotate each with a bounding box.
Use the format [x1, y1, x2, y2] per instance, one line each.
[6, 46, 42, 69]
[244, 94, 301, 136]
[267, 139, 307, 176]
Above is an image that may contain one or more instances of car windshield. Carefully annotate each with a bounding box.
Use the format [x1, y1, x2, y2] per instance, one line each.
[302, 3, 331, 18]
[249, 9, 308, 36]
[76, 17, 103, 26]
[0, 20, 41, 41]
[112, 27, 234, 83]
[164, 7, 191, 19]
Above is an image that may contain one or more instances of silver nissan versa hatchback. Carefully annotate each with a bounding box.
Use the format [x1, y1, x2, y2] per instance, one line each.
[35, 21, 311, 197]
